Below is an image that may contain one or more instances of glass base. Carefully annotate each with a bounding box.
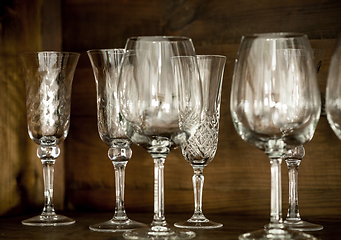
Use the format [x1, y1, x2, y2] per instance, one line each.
[174, 218, 223, 229]
[123, 225, 196, 239]
[284, 219, 323, 231]
[239, 227, 318, 240]
[22, 214, 75, 226]
[89, 218, 148, 232]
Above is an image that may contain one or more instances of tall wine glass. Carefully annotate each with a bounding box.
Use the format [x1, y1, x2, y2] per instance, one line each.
[20, 51, 80, 226]
[326, 37, 341, 141]
[118, 36, 202, 239]
[174, 55, 226, 229]
[87, 49, 147, 232]
[230, 33, 321, 239]
[283, 49, 325, 231]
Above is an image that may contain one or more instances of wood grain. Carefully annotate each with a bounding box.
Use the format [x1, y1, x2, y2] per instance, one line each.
[2, 212, 341, 239]
[61, 0, 341, 215]
[62, 0, 341, 51]
[0, 0, 42, 216]
[1, 0, 341, 218]
[0, 0, 64, 217]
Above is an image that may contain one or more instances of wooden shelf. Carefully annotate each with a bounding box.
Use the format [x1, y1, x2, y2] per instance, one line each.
[1, 212, 340, 239]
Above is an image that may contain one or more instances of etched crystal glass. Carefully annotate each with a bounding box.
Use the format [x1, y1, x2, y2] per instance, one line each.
[87, 49, 147, 232]
[230, 33, 321, 240]
[20, 51, 80, 226]
[118, 36, 202, 239]
[174, 55, 226, 229]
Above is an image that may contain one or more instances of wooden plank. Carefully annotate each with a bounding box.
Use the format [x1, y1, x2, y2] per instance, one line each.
[163, 0, 341, 44]
[41, 0, 62, 51]
[62, 0, 341, 54]
[2, 212, 341, 239]
[0, 0, 65, 217]
[62, 0, 166, 52]
[0, 0, 42, 217]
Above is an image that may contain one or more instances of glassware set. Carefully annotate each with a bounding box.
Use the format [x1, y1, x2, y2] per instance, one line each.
[20, 32, 341, 239]
[118, 36, 202, 239]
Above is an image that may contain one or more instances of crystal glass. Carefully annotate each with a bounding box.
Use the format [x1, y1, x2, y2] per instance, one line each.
[174, 55, 226, 229]
[326, 37, 341, 139]
[230, 33, 321, 240]
[20, 51, 80, 226]
[87, 49, 147, 232]
[118, 36, 203, 239]
[283, 49, 325, 232]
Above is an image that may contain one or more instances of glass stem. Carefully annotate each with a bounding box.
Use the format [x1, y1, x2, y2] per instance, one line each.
[108, 142, 132, 221]
[151, 156, 168, 229]
[113, 162, 128, 220]
[286, 160, 301, 221]
[38, 145, 60, 217]
[41, 160, 56, 216]
[191, 167, 206, 220]
[269, 157, 283, 228]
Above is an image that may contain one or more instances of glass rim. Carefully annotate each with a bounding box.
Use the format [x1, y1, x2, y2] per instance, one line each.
[171, 55, 226, 60]
[242, 32, 308, 40]
[87, 48, 125, 54]
[127, 36, 192, 42]
[19, 51, 80, 57]
[196, 54, 227, 59]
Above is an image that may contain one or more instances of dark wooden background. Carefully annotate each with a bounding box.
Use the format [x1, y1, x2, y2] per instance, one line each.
[1, 0, 341, 219]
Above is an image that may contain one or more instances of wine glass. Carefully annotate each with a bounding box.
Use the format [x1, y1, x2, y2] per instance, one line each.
[174, 55, 226, 229]
[326, 37, 341, 141]
[19, 51, 80, 226]
[230, 33, 321, 239]
[118, 36, 203, 239]
[87, 49, 147, 232]
[283, 49, 325, 231]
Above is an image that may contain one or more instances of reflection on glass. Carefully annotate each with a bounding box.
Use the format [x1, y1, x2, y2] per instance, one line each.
[20, 51, 79, 226]
[230, 33, 320, 240]
[87, 49, 147, 232]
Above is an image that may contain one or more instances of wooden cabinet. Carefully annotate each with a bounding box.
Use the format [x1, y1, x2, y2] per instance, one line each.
[1, 0, 341, 218]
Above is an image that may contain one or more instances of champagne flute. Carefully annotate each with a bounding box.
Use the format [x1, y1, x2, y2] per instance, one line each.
[230, 33, 321, 239]
[87, 49, 147, 232]
[283, 49, 325, 231]
[118, 36, 202, 239]
[326, 37, 341, 141]
[174, 55, 226, 229]
[20, 51, 79, 226]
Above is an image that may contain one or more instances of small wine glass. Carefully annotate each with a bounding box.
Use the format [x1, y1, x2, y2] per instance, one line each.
[174, 55, 226, 229]
[230, 33, 321, 240]
[87, 49, 147, 232]
[20, 51, 80, 226]
[326, 37, 341, 142]
[283, 49, 325, 232]
[118, 36, 203, 239]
